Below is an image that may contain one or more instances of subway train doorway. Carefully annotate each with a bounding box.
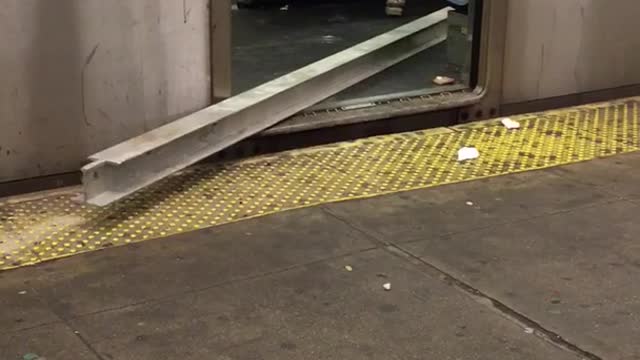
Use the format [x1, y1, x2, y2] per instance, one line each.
[230, 0, 478, 110]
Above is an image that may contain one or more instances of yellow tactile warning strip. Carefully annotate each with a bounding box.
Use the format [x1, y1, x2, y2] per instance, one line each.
[1, 98, 639, 270]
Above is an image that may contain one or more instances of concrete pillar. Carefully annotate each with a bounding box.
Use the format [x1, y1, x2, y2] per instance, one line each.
[0, 0, 212, 182]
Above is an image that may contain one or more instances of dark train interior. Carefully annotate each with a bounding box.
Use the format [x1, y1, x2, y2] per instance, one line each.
[232, 0, 472, 107]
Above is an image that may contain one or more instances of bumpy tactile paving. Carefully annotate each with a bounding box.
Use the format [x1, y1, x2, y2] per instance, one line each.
[1, 98, 638, 270]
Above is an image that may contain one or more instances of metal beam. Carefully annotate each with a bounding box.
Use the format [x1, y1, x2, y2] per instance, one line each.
[82, 8, 450, 206]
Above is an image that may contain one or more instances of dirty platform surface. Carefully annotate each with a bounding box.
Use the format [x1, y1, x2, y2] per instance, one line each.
[3, 150, 640, 359]
[2, 98, 638, 270]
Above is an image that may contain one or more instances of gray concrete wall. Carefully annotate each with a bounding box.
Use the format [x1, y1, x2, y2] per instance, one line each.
[502, 0, 640, 104]
[0, 0, 211, 182]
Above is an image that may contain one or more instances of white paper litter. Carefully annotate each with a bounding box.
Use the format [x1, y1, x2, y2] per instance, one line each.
[383, 283, 392, 291]
[457, 147, 479, 161]
[524, 327, 534, 334]
[501, 117, 520, 129]
[385, 6, 403, 16]
[70, 193, 85, 204]
[280, 5, 289, 10]
[345, 265, 353, 272]
[433, 76, 455, 86]
[465, 201, 474, 206]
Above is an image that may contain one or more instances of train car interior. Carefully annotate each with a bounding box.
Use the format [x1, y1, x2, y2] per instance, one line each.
[231, 0, 476, 109]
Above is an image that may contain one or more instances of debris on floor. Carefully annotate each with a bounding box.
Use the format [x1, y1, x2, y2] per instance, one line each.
[320, 35, 339, 44]
[385, 6, 403, 16]
[524, 327, 534, 334]
[501, 117, 521, 130]
[280, 5, 289, 11]
[457, 147, 479, 161]
[385, 0, 405, 16]
[345, 265, 353, 272]
[18, 290, 27, 295]
[433, 75, 456, 85]
[383, 283, 392, 291]
[23, 354, 43, 360]
[70, 193, 85, 204]
[465, 201, 474, 206]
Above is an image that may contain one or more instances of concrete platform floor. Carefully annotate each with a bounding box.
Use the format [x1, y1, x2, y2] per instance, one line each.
[3, 151, 640, 359]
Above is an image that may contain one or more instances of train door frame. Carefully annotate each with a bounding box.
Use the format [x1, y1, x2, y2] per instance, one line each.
[208, 0, 509, 121]
[210, 0, 233, 102]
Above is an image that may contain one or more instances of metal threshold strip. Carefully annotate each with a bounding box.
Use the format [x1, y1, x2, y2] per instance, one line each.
[264, 85, 477, 136]
[305, 83, 468, 113]
[82, 8, 451, 206]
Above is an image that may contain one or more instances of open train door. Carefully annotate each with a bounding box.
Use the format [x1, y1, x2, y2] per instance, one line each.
[81, 0, 507, 206]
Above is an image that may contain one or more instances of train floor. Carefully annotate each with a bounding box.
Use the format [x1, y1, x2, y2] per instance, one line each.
[2, 98, 640, 359]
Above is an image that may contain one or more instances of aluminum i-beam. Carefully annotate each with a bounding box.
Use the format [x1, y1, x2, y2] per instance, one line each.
[82, 8, 450, 206]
